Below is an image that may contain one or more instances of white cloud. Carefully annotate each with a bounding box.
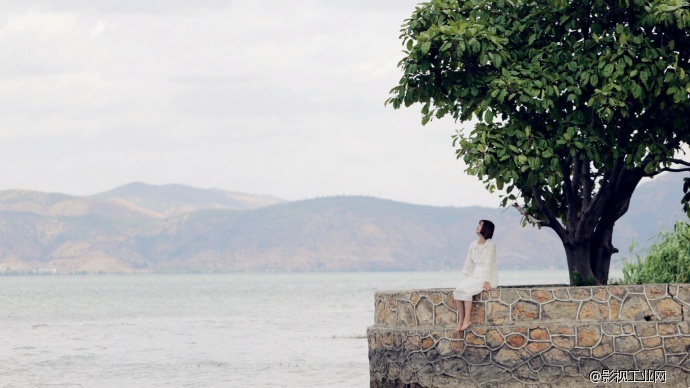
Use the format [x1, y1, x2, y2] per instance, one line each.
[0, 1, 504, 207]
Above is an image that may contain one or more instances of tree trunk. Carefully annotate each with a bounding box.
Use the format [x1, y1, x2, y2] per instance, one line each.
[537, 162, 644, 286]
[590, 228, 614, 285]
[588, 172, 640, 285]
[564, 241, 598, 285]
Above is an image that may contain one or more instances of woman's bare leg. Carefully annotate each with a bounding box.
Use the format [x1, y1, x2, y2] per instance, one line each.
[454, 300, 465, 332]
[459, 300, 473, 330]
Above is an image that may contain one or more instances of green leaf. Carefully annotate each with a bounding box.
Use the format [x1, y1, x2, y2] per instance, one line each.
[664, 71, 675, 83]
[493, 53, 502, 68]
[620, 33, 628, 46]
[498, 89, 507, 102]
[675, 89, 685, 103]
[603, 64, 614, 77]
[640, 71, 649, 85]
[590, 74, 599, 87]
[420, 42, 431, 55]
[581, 72, 590, 85]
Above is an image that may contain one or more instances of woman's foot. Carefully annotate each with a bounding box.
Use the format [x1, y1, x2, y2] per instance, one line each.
[453, 312, 464, 333]
[459, 320, 471, 331]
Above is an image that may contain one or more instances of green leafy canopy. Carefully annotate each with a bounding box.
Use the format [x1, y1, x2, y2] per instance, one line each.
[387, 0, 690, 225]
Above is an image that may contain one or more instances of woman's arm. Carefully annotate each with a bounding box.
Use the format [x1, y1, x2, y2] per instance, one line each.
[461, 243, 474, 277]
[481, 241, 497, 284]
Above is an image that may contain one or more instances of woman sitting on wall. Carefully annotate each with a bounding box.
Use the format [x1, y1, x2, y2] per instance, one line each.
[453, 220, 498, 332]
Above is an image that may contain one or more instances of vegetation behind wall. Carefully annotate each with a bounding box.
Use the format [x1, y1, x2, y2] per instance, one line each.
[623, 222, 690, 284]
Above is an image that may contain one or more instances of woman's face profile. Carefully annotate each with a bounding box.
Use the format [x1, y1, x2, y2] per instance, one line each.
[476, 221, 484, 236]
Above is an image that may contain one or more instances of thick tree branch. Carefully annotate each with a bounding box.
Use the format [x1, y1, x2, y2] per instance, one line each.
[671, 158, 690, 167]
[561, 155, 580, 230]
[531, 186, 567, 240]
[615, 197, 631, 221]
[572, 158, 583, 202]
[614, 168, 643, 219]
[577, 158, 624, 239]
[582, 158, 593, 210]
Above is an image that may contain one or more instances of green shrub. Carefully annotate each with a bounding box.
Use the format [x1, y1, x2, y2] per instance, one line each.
[622, 222, 690, 284]
[571, 271, 599, 286]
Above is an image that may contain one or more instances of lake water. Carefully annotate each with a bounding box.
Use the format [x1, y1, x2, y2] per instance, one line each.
[0, 271, 579, 387]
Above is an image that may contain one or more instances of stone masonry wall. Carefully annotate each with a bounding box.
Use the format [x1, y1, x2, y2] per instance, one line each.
[367, 284, 690, 387]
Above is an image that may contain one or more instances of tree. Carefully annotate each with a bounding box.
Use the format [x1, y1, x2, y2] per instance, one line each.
[387, 0, 690, 285]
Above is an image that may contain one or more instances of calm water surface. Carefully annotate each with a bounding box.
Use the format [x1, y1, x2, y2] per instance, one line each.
[0, 271, 574, 387]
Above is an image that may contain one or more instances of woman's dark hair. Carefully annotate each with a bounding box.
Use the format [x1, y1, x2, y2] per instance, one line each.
[479, 220, 495, 239]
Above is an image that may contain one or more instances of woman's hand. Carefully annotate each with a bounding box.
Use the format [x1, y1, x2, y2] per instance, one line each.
[484, 282, 490, 292]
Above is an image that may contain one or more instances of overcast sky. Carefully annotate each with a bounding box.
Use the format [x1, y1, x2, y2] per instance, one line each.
[0, 0, 505, 207]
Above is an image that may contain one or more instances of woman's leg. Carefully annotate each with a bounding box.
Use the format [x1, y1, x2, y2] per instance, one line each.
[453, 300, 465, 332]
[459, 300, 473, 330]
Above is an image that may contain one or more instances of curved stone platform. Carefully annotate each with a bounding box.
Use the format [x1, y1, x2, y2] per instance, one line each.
[367, 284, 690, 387]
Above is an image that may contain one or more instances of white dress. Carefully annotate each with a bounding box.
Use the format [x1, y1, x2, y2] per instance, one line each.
[453, 239, 498, 301]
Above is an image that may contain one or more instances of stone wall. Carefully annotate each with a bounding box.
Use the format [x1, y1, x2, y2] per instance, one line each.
[367, 284, 690, 387]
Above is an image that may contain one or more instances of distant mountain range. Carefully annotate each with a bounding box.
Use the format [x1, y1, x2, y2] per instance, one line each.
[0, 176, 687, 274]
